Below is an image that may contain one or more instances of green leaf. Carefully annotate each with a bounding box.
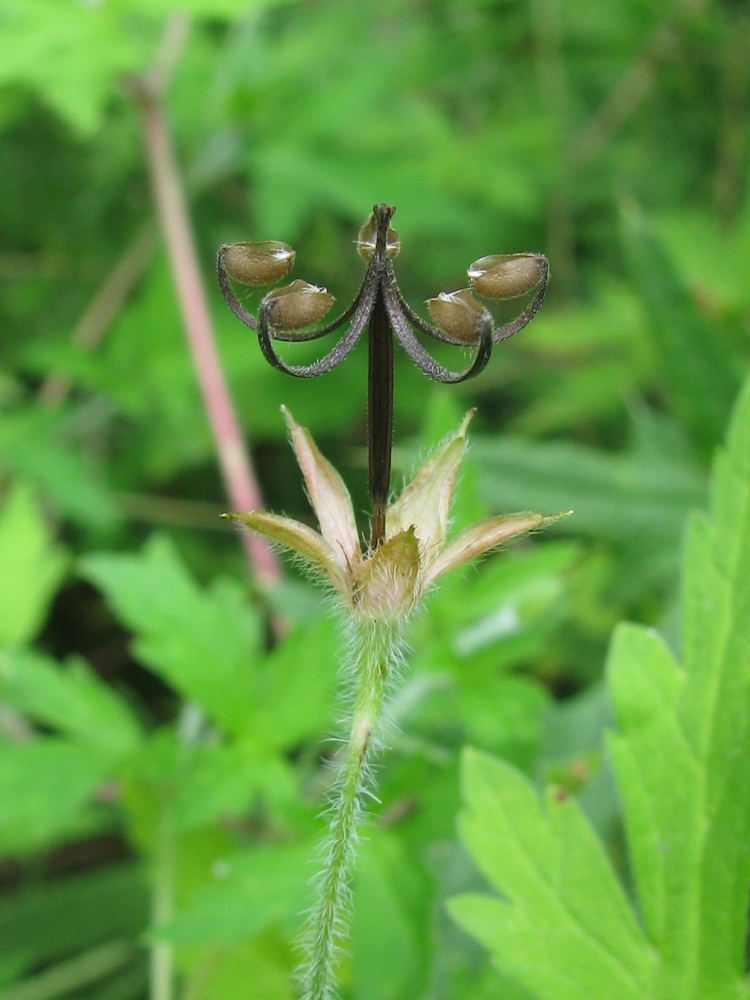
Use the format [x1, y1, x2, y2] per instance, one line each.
[81, 535, 262, 736]
[449, 748, 652, 1000]
[450, 372, 750, 999]
[351, 830, 430, 1000]
[0, 649, 142, 758]
[516, 283, 650, 435]
[0, 738, 111, 854]
[654, 211, 750, 312]
[0, 0, 146, 135]
[605, 624, 695, 962]
[112, 0, 295, 14]
[0, 408, 117, 528]
[0, 1, 295, 137]
[608, 373, 750, 997]
[118, 730, 296, 860]
[251, 615, 339, 751]
[169, 742, 296, 831]
[0, 939, 137, 1000]
[0, 863, 147, 973]
[621, 206, 741, 457]
[179, 931, 294, 1000]
[0, 482, 67, 648]
[157, 842, 312, 944]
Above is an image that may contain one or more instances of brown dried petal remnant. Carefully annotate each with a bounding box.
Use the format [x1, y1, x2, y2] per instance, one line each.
[264, 280, 335, 330]
[468, 254, 544, 300]
[357, 212, 401, 261]
[220, 241, 296, 286]
[426, 289, 487, 344]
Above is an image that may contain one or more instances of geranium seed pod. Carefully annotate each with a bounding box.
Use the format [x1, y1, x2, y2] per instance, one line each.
[264, 280, 335, 330]
[356, 213, 401, 261]
[221, 241, 295, 286]
[426, 288, 486, 343]
[468, 253, 543, 299]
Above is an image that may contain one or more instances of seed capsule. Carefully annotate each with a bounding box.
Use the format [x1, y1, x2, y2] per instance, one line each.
[356, 213, 401, 261]
[221, 241, 296, 286]
[426, 288, 486, 343]
[263, 280, 335, 330]
[468, 254, 543, 299]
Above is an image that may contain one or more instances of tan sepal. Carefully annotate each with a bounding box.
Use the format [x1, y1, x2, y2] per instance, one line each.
[353, 528, 421, 621]
[387, 410, 475, 560]
[423, 511, 570, 588]
[356, 212, 401, 261]
[224, 511, 350, 598]
[281, 407, 361, 568]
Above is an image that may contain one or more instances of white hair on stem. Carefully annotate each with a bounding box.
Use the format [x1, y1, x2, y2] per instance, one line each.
[296, 615, 409, 1000]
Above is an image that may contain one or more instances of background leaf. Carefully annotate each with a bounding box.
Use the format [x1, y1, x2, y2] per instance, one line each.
[158, 841, 311, 944]
[608, 373, 750, 996]
[81, 535, 262, 735]
[0, 0, 146, 135]
[0, 649, 142, 757]
[0, 482, 67, 648]
[449, 748, 652, 1000]
[620, 207, 742, 457]
[450, 373, 750, 998]
[0, 739, 112, 854]
[0, 863, 147, 980]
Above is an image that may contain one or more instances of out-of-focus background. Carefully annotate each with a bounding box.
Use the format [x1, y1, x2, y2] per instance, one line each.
[0, 1, 748, 998]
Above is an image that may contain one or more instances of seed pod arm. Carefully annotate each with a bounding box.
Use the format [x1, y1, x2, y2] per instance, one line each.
[217, 245, 258, 332]
[393, 283, 482, 347]
[382, 280, 493, 384]
[271, 280, 366, 342]
[491, 253, 550, 344]
[255, 280, 378, 378]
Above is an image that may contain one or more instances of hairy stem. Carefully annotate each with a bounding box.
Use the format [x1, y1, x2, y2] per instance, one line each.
[299, 621, 402, 1000]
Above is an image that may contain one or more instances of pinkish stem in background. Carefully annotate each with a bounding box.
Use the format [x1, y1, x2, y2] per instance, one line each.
[132, 49, 280, 586]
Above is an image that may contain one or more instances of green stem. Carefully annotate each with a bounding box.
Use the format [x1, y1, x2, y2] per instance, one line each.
[299, 621, 401, 1000]
[150, 806, 175, 1000]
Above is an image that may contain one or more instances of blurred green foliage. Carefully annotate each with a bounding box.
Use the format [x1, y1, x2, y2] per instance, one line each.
[0, 0, 748, 998]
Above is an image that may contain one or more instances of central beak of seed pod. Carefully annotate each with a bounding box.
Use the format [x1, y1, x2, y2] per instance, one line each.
[357, 205, 400, 262]
[373, 204, 396, 255]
